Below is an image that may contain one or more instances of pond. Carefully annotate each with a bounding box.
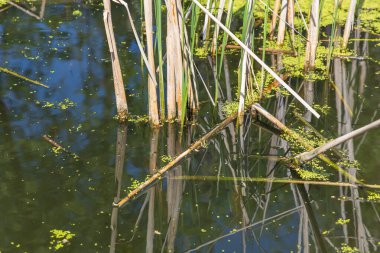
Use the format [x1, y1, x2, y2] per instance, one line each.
[1, 1, 380, 252]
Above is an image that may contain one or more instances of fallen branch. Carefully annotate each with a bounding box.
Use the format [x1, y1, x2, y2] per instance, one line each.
[0, 67, 49, 88]
[296, 119, 380, 162]
[115, 111, 239, 207]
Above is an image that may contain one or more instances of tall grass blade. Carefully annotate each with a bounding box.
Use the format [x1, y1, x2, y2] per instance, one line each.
[155, 0, 166, 120]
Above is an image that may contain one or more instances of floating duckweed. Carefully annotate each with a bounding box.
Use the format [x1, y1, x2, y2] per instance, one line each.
[335, 218, 350, 225]
[127, 114, 149, 124]
[296, 168, 328, 181]
[72, 10, 83, 17]
[194, 47, 208, 58]
[367, 191, 380, 201]
[128, 175, 150, 193]
[338, 243, 359, 253]
[52, 146, 63, 154]
[312, 104, 331, 116]
[58, 99, 76, 110]
[42, 99, 76, 110]
[160, 155, 173, 163]
[43, 101, 55, 108]
[221, 101, 239, 117]
[49, 229, 75, 251]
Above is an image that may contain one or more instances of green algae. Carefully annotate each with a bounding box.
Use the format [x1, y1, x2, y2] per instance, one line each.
[49, 229, 75, 251]
[72, 10, 83, 17]
[338, 243, 359, 253]
[42, 98, 76, 111]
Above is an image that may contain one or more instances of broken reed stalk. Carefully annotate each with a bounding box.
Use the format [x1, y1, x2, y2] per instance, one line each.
[191, 0, 320, 118]
[39, 0, 46, 19]
[304, 0, 319, 70]
[102, 0, 128, 121]
[115, 111, 239, 207]
[144, 0, 160, 126]
[251, 103, 359, 183]
[296, 119, 380, 162]
[342, 0, 357, 48]
[166, 0, 181, 121]
[276, 0, 287, 45]
[287, 0, 295, 42]
[0, 67, 49, 88]
[269, 0, 281, 39]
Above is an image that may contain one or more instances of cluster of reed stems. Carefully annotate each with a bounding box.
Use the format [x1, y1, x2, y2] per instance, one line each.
[101, 0, 361, 126]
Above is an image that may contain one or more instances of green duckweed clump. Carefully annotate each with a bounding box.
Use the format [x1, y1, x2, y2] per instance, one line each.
[338, 243, 359, 253]
[72, 10, 83, 17]
[42, 98, 76, 110]
[282, 127, 331, 180]
[49, 229, 76, 251]
[367, 191, 380, 201]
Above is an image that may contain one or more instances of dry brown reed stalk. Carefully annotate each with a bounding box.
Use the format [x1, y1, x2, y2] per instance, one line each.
[102, 0, 128, 121]
[39, 0, 46, 18]
[270, 0, 281, 39]
[276, 0, 287, 45]
[287, 0, 295, 42]
[304, 0, 319, 70]
[342, 0, 357, 48]
[144, 0, 160, 126]
[166, 0, 183, 121]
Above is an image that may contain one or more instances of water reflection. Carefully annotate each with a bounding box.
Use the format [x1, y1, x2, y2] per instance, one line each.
[110, 124, 127, 253]
[1, 2, 380, 253]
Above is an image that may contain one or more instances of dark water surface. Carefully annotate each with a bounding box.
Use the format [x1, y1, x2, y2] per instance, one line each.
[1, 1, 380, 253]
